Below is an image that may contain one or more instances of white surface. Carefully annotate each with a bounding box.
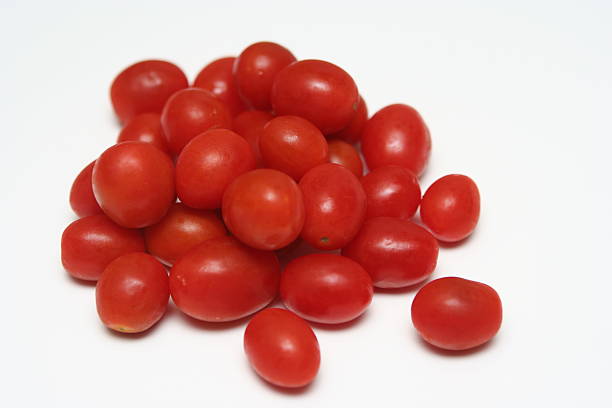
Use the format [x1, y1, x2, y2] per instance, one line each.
[1, 1, 610, 406]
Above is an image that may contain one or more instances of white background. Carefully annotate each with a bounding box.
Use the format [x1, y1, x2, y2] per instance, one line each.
[1, 0, 610, 406]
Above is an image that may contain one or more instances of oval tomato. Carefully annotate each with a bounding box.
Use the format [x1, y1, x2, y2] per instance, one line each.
[327, 139, 363, 177]
[361, 165, 421, 220]
[331, 95, 368, 144]
[117, 112, 169, 154]
[193, 56, 246, 117]
[69, 160, 102, 218]
[232, 110, 274, 166]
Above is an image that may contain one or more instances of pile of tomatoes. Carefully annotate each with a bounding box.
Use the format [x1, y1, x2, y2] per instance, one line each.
[61, 41, 502, 389]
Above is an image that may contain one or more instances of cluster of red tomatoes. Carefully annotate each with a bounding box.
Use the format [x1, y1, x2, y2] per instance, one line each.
[61, 41, 502, 389]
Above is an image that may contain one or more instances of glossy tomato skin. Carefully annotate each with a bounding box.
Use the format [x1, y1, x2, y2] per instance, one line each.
[327, 139, 363, 177]
[361, 165, 421, 220]
[271, 59, 359, 135]
[169, 237, 280, 322]
[259, 116, 328, 181]
[342, 217, 438, 288]
[175, 129, 256, 209]
[96, 252, 169, 333]
[61, 214, 145, 281]
[361, 104, 431, 176]
[222, 169, 305, 250]
[331, 95, 368, 144]
[299, 163, 366, 250]
[420, 174, 480, 242]
[234, 42, 296, 110]
[117, 112, 170, 154]
[110, 60, 188, 124]
[161, 88, 232, 155]
[144, 202, 227, 266]
[92, 142, 175, 228]
[244, 308, 320, 388]
[281, 254, 373, 324]
[69, 160, 102, 218]
[193, 57, 246, 117]
[411, 277, 502, 350]
[232, 110, 274, 166]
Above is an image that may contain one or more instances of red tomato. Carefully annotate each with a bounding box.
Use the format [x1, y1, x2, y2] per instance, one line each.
[331, 95, 368, 144]
[110, 60, 188, 124]
[299, 163, 366, 250]
[96, 252, 169, 333]
[411, 277, 502, 350]
[342, 217, 438, 288]
[61, 214, 145, 281]
[161, 88, 232, 155]
[327, 139, 363, 177]
[69, 160, 102, 218]
[420, 174, 481, 242]
[281, 254, 373, 324]
[271, 59, 359, 134]
[234, 42, 296, 110]
[244, 308, 320, 388]
[232, 110, 274, 166]
[144, 202, 227, 266]
[361, 165, 421, 220]
[259, 116, 328, 181]
[169, 237, 280, 322]
[175, 129, 256, 209]
[193, 57, 246, 117]
[361, 104, 431, 176]
[92, 142, 175, 228]
[222, 169, 305, 250]
[117, 112, 170, 154]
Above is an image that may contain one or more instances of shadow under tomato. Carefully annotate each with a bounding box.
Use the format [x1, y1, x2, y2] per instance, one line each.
[438, 230, 477, 249]
[374, 278, 430, 295]
[415, 333, 496, 357]
[177, 308, 252, 331]
[66, 273, 97, 287]
[308, 310, 369, 331]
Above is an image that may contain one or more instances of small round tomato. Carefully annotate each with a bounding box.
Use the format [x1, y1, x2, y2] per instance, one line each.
[92, 142, 175, 228]
[144, 202, 227, 266]
[420, 174, 480, 242]
[169, 237, 280, 322]
[234, 42, 296, 110]
[117, 112, 169, 154]
[281, 254, 373, 324]
[271, 59, 358, 134]
[61, 214, 145, 281]
[361, 165, 421, 220]
[96, 252, 169, 333]
[361, 104, 431, 176]
[342, 217, 438, 288]
[175, 129, 256, 209]
[244, 308, 320, 388]
[161, 88, 232, 155]
[232, 110, 274, 166]
[259, 116, 328, 181]
[69, 160, 102, 218]
[193, 57, 246, 117]
[222, 169, 305, 250]
[411, 277, 502, 350]
[331, 95, 368, 144]
[110, 60, 188, 124]
[327, 139, 363, 177]
[299, 163, 366, 250]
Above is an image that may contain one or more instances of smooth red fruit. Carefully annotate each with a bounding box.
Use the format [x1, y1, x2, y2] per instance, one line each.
[110, 60, 188, 124]
[299, 163, 366, 250]
[61, 214, 145, 281]
[244, 308, 320, 388]
[327, 139, 363, 177]
[331, 95, 368, 144]
[193, 57, 246, 117]
[69, 160, 102, 218]
[234, 42, 296, 110]
[117, 112, 169, 154]
[232, 110, 274, 166]
[176, 129, 256, 209]
[361, 104, 431, 176]
[96, 252, 169, 333]
[259, 116, 328, 181]
[222, 169, 305, 250]
[271, 59, 358, 134]
[144, 203, 227, 266]
[361, 165, 421, 220]
[281, 254, 373, 324]
[411, 277, 502, 351]
[161, 88, 232, 155]
[92, 142, 175, 228]
[342, 217, 438, 288]
[169, 237, 280, 322]
[420, 174, 480, 242]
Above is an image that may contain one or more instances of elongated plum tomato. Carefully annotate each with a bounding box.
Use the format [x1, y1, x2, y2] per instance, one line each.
[232, 110, 274, 166]
[330, 95, 368, 144]
[96, 252, 169, 333]
[342, 217, 438, 288]
[61, 214, 145, 281]
[222, 169, 305, 250]
[281, 254, 373, 324]
[144, 202, 227, 266]
[110, 60, 188, 124]
[420, 174, 480, 242]
[244, 308, 320, 388]
[69, 160, 102, 218]
[327, 139, 363, 177]
[411, 277, 502, 350]
[92, 142, 175, 228]
[193, 57, 246, 117]
[361, 104, 431, 176]
[175, 129, 256, 209]
[299, 163, 366, 250]
[117, 112, 170, 154]
[361, 165, 421, 220]
[169, 237, 280, 322]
